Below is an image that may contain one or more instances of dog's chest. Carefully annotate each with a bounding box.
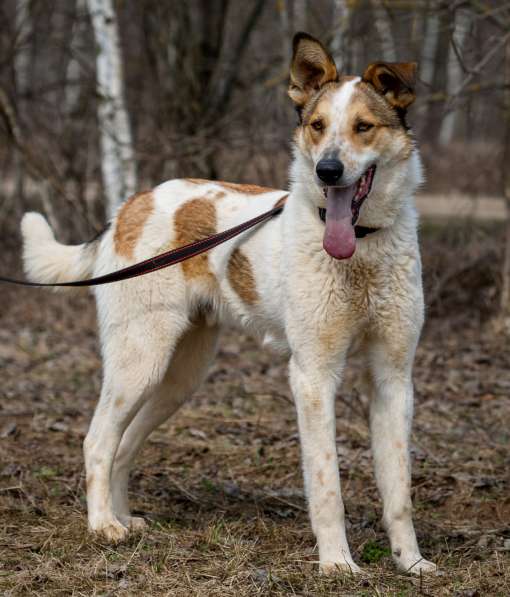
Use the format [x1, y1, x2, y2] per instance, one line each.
[292, 250, 421, 329]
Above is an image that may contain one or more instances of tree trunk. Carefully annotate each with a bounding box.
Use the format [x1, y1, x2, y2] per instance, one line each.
[370, 0, 397, 62]
[293, 0, 307, 33]
[330, 0, 350, 73]
[416, 1, 441, 135]
[420, 2, 440, 87]
[438, 9, 471, 147]
[499, 39, 510, 333]
[11, 0, 33, 215]
[277, 0, 292, 66]
[14, 0, 31, 98]
[65, 0, 87, 115]
[87, 0, 137, 218]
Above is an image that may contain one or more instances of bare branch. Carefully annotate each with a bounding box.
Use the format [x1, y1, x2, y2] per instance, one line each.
[444, 30, 510, 114]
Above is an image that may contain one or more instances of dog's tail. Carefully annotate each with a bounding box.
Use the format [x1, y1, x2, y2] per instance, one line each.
[21, 212, 99, 287]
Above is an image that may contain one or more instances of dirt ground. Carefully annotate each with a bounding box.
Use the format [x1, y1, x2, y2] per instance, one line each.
[0, 223, 509, 596]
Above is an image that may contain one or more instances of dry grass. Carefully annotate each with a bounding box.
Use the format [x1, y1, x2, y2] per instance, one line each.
[0, 228, 509, 596]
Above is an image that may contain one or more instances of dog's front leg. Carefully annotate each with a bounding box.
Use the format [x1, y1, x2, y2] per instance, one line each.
[289, 356, 360, 575]
[368, 340, 437, 575]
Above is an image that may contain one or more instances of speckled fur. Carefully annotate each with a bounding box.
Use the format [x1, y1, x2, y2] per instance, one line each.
[20, 34, 436, 577]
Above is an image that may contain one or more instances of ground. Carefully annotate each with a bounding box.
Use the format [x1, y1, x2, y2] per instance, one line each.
[0, 224, 509, 596]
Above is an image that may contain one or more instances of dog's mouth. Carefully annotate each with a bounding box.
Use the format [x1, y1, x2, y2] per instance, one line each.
[321, 165, 376, 260]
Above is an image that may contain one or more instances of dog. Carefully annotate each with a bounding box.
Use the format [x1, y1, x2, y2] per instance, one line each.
[20, 33, 436, 575]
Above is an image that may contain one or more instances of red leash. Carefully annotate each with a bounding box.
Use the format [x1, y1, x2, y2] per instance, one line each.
[0, 196, 287, 288]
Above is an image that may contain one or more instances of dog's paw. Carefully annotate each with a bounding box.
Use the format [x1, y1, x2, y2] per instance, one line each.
[320, 560, 362, 575]
[397, 555, 437, 575]
[125, 516, 148, 532]
[117, 514, 148, 532]
[90, 519, 129, 543]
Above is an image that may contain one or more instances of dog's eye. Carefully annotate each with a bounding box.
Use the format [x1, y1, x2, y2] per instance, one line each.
[311, 120, 324, 132]
[356, 121, 374, 133]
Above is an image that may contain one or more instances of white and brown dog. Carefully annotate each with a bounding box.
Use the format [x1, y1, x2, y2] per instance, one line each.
[21, 33, 436, 575]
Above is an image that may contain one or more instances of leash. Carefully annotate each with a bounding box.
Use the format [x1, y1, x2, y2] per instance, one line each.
[0, 196, 379, 288]
[0, 196, 287, 288]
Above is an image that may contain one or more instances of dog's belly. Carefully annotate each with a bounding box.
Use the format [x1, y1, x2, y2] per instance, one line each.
[215, 278, 291, 356]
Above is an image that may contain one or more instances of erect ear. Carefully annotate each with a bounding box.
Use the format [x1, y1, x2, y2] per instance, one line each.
[362, 62, 417, 111]
[288, 32, 338, 109]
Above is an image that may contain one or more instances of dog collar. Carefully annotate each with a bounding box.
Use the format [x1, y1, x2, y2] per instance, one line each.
[318, 208, 380, 238]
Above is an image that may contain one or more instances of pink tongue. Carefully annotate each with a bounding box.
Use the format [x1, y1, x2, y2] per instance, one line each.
[323, 185, 357, 259]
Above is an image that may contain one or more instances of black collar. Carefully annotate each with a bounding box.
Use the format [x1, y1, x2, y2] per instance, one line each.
[318, 208, 379, 238]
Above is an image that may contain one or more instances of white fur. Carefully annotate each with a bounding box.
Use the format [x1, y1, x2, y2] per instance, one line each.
[21, 83, 436, 576]
[21, 212, 96, 286]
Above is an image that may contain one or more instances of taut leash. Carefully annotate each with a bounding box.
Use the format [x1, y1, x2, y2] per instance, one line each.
[0, 196, 287, 288]
[1, 196, 380, 289]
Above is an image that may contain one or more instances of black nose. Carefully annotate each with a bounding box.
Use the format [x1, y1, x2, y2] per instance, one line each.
[316, 159, 344, 185]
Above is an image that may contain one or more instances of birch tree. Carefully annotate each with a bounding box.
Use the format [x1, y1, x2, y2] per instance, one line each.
[87, 0, 137, 218]
[370, 0, 397, 62]
[438, 9, 471, 147]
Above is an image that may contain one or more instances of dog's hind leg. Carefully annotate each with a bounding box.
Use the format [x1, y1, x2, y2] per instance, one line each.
[110, 319, 220, 529]
[83, 308, 189, 543]
[368, 339, 437, 575]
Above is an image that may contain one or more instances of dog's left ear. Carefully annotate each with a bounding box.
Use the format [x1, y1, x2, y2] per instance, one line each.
[288, 32, 338, 109]
[362, 62, 417, 111]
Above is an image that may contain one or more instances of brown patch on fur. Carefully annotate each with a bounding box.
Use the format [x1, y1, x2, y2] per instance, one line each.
[114, 397, 125, 409]
[227, 249, 258, 305]
[327, 490, 336, 498]
[301, 78, 363, 150]
[174, 198, 217, 281]
[356, 82, 401, 128]
[362, 62, 417, 110]
[217, 181, 277, 195]
[317, 470, 325, 486]
[86, 474, 94, 489]
[289, 33, 338, 108]
[186, 178, 209, 185]
[186, 178, 276, 195]
[114, 191, 154, 259]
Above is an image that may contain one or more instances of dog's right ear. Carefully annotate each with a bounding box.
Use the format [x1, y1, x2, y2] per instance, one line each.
[288, 32, 338, 111]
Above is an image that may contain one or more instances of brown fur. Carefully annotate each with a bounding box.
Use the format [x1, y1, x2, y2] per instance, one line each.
[362, 62, 417, 110]
[174, 198, 217, 281]
[114, 191, 154, 259]
[345, 85, 413, 158]
[289, 33, 338, 107]
[301, 77, 358, 125]
[186, 178, 276, 195]
[227, 249, 258, 304]
[300, 78, 413, 164]
[355, 82, 402, 128]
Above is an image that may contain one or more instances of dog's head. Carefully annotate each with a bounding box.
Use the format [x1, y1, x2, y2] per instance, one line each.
[288, 32, 419, 259]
